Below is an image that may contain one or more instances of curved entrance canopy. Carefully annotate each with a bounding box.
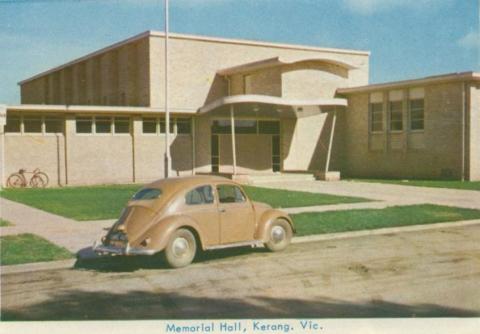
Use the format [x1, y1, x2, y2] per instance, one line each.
[198, 94, 347, 118]
[217, 56, 358, 76]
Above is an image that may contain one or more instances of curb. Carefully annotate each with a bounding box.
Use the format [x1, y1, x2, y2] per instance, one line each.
[2, 219, 480, 275]
[291, 219, 480, 244]
[1, 259, 77, 275]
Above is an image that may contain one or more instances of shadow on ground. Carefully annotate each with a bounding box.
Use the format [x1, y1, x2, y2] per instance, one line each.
[2, 289, 478, 320]
[74, 246, 269, 272]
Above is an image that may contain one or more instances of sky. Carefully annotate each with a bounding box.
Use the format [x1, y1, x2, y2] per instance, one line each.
[0, 0, 478, 104]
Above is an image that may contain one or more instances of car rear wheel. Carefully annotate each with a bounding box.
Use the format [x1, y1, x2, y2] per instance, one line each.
[164, 228, 197, 268]
[265, 219, 293, 252]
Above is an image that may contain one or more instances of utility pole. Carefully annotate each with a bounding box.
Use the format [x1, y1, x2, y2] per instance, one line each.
[164, 0, 172, 178]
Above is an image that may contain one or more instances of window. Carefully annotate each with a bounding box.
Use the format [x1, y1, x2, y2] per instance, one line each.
[370, 103, 383, 132]
[235, 120, 257, 134]
[217, 185, 246, 203]
[409, 99, 424, 131]
[23, 115, 42, 133]
[211, 135, 219, 173]
[159, 119, 175, 134]
[258, 121, 280, 134]
[211, 120, 231, 134]
[45, 116, 63, 133]
[5, 113, 21, 133]
[95, 116, 111, 134]
[76, 116, 93, 133]
[185, 185, 214, 205]
[114, 117, 130, 134]
[176, 118, 191, 134]
[142, 117, 157, 134]
[272, 135, 281, 172]
[132, 188, 162, 201]
[389, 101, 403, 131]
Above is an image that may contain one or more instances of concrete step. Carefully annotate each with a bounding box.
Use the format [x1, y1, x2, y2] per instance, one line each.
[248, 173, 316, 184]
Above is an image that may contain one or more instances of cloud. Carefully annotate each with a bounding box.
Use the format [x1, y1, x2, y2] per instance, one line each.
[458, 30, 480, 50]
[342, 0, 452, 15]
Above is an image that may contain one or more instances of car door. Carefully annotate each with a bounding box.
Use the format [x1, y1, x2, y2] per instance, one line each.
[182, 185, 220, 246]
[216, 184, 255, 244]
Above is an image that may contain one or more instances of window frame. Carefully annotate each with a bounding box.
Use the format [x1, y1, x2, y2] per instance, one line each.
[388, 100, 404, 133]
[44, 115, 64, 134]
[113, 116, 131, 135]
[142, 117, 158, 135]
[94, 116, 113, 135]
[22, 114, 43, 134]
[369, 102, 384, 134]
[409, 98, 425, 132]
[4, 112, 22, 134]
[75, 116, 94, 135]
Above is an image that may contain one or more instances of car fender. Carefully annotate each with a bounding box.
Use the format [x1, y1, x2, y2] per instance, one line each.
[132, 215, 205, 253]
[255, 209, 295, 242]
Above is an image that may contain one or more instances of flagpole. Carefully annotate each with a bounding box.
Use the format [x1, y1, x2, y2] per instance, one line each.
[164, 0, 172, 178]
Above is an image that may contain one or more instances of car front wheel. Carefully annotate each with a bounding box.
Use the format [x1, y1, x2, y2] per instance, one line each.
[265, 219, 293, 252]
[164, 228, 197, 268]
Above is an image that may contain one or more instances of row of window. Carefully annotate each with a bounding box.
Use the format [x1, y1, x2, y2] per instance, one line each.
[142, 117, 191, 135]
[211, 120, 280, 135]
[4, 114, 192, 135]
[5, 114, 63, 134]
[370, 98, 424, 133]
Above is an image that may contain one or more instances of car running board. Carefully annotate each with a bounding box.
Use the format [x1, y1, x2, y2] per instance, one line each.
[205, 240, 263, 250]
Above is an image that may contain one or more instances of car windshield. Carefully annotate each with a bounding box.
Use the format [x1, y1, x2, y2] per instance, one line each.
[131, 188, 162, 201]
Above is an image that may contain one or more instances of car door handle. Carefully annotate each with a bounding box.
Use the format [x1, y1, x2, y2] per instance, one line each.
[219, 208, 226, 213]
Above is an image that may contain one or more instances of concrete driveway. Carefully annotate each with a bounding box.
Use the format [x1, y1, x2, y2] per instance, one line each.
[258, 180, 480, 209]
[2, 223, 479, 320]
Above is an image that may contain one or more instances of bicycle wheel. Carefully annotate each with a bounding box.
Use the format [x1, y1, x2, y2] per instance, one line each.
[29, 172, 49, 188]
[7, 173, 26, 188]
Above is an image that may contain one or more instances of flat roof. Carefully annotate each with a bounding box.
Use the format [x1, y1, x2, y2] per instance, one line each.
[337, 72, 480, 94]
[6, 104, 196, 115]
[19, 30, 370, 85]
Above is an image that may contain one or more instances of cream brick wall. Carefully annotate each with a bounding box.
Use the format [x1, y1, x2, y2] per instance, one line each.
[21, 39, 150, 107]
[148, 35, 369, 109]
[342, 82, 466, 179]
[282, 62, 349, 99]
[21, 77, 46, 104]
[4, 135, 66, 186]
[468, 83, 480, 180]
[282, 112, 336, 172]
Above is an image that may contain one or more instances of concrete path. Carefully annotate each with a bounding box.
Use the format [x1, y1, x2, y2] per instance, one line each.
[0, 198, 110, 252]
[259, 180, 480, 209]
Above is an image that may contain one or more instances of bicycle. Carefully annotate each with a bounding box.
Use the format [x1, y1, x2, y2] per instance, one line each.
[6, 168, 49, 188]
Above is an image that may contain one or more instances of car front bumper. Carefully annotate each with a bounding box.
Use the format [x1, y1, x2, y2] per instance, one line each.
[93, 241, 156, 256]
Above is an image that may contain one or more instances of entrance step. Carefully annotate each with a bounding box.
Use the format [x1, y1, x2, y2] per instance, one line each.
[247, 173, 316, 185]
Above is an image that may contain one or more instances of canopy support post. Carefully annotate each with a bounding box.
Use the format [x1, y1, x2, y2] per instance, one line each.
[325, 108, 337, 173]
[230, 105, 237, 176]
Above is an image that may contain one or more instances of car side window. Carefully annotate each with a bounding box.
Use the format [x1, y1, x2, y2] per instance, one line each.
[185, 185, 214, 205]
[217, 185, 246, 203]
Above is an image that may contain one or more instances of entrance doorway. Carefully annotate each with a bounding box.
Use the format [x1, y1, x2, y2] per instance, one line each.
[210, 119, 281, 173]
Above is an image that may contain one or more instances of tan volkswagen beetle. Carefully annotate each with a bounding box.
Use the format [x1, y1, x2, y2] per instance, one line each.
[94, 176, 294, 268]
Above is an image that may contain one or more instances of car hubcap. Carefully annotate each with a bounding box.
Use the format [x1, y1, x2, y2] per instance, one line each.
[271, 226, 285, 243]
[172, 237, 189, 257]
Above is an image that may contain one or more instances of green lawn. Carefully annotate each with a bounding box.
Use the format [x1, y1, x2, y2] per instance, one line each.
[1, 234, 73, 266]
[292, 204, 480, 236]
[0, 219, 12, 227]
[0, 184, 141, 221]
[242, 185, 367, 209]
[0, 184, 368, 221]
[351, 179, 480, 191]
